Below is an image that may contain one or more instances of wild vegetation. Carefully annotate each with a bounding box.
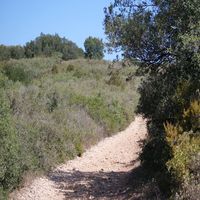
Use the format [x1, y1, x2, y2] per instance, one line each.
[84, 37, 104, 59]
[1, 0, 199, 199]
[104, 0, 200, 199]
[0, 33, 84, 61]
[0, 56, 140, 199]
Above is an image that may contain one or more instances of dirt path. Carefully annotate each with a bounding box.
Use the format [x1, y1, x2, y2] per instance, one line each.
[11, 116, 148, 200]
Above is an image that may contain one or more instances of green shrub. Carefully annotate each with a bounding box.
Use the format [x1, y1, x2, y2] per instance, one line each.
[51, 65, 59, 74]
[174, 154, 200, 200]
[0, 91, 22, 197]
[137, 66, 200, 196]
[164, 100, 200, 198]
[0, 72, 9, 88]
[4, 64, 34, 84]
[46, 91, 59, 113]
[66, 64, 75, 72]
[2, 57, 60, 84]
[107, 70, 125, 88]
[69, 94, 127, 133]
[141, 137, 172, 172]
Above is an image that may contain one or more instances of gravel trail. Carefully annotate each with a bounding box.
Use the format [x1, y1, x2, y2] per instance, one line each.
[11, 116, 147, 200]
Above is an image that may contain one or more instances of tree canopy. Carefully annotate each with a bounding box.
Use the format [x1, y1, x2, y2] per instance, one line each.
[84, 37, 104, 59]
[0, 33, 84, 61]
[104, 0, 200, 72]
[25, 33, 84, 60]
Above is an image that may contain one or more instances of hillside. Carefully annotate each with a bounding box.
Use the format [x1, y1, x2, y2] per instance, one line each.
[0, 57, 140, 198]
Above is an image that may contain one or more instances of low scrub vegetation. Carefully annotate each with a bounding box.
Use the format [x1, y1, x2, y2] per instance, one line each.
[0, 57, 140, 198]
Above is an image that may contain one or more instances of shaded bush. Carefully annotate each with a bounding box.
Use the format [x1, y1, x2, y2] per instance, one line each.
[46, 91, 59, 113]
[140, 137, 172, 172]
[51, 65, 59, 74]
[66, 64, 75, 72]
[107, 70, 125, 88]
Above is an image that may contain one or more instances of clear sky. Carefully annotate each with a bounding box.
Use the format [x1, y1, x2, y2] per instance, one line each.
[0, 0, 118, 60]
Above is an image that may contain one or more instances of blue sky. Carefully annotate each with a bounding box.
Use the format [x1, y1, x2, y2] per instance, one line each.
[0, 0, 118, 60]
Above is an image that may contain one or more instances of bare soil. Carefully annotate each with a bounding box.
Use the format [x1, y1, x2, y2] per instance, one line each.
[10, 116, 160, 200]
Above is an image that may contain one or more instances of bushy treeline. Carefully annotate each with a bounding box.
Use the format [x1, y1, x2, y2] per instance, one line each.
[0, 57, 139, 198]
[0, 33, 84, 61]
[105, 0, 200, 198]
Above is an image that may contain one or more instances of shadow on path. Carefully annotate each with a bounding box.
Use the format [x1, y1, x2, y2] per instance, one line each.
[49, 165, 162, 200]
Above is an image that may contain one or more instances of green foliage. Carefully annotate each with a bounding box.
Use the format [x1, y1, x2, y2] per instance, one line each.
[164, 100, 200, 190]
[0, 33, 84, 61]
[141, 136, 172, 172]
[107, 69, 125, 88]
[0, 91, 22, 198]
[51, 64, 59, 74]
[9, 46, 25, 59]
[66, 64, 75, 72]
[2, 57, 60, 84]
[3, 64, 33, 84]
[0, 58, 140, 197]
[0, 46, 11, 61]
[174, 154, 200, 200]
[69, 94, 127, 133]
[84, 36, 104, 59]
[167, 132, 200, 183]
[0, 72, 9, 88]
[183, 100, 200, 132]
[0, 45, 25, 61]
[24, 33, 84, 60]
[104, 0, 200, 197]
[46, 91, 59, 113]
[104, 0, 200, 70]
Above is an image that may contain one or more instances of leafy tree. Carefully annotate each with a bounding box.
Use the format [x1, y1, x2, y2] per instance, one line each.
[104, 0, 200, 71]
[24, 41, 35, 58]
[104, 0, 200, 196]
[9, 46, 25, 59]
[61, 39, 84, 60]
[24, 33, 84, 60]
[0, 45, 11, 61]
[0, 34, 84, 61]
[84, 37, 104, 59]
[0, 45, 25, 60]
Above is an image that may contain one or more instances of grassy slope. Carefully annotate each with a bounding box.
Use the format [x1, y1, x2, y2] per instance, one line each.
[0, 57, 140, 197]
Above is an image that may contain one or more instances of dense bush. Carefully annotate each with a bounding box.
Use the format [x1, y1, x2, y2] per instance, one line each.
[69, 94, 127, 133]
[0, 90, 22, 198]
[0, 45, 25, 61]
[107, 69, 125, 89]
[2, 57, 60, 84]
[164, 100, 200, 198]
[174, 154, 200, 200]
[138, 71, 200, 195]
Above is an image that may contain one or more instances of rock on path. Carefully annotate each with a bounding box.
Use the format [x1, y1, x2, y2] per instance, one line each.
[10, 116, 147, 200]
